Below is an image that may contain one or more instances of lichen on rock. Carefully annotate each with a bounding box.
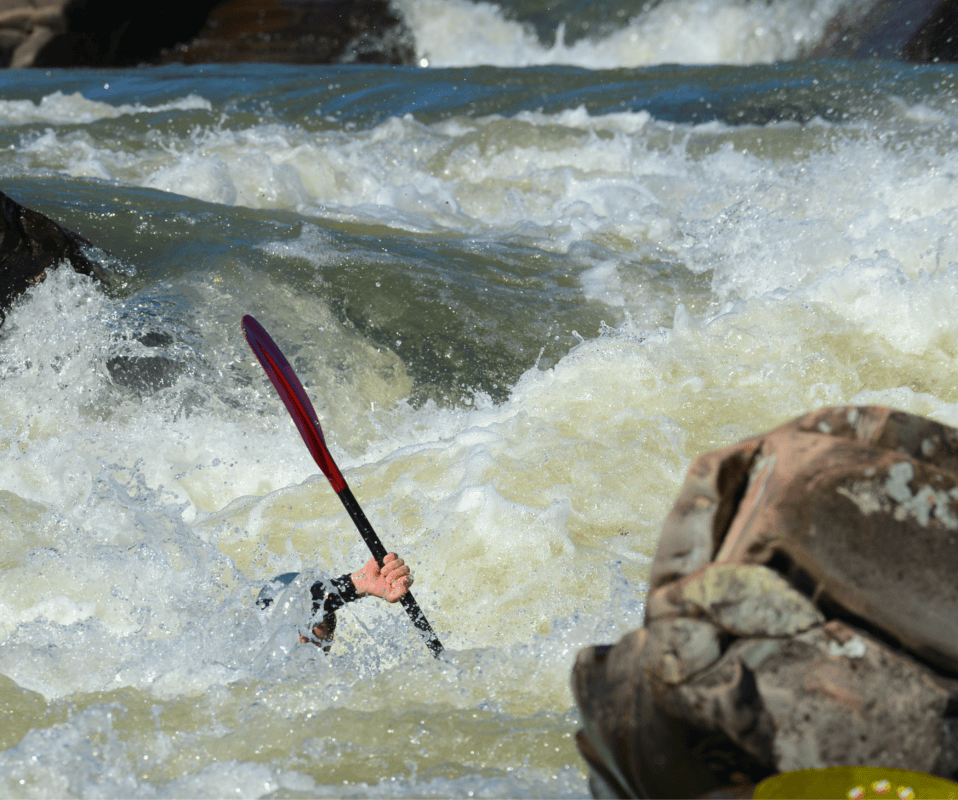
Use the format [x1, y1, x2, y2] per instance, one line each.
[573, 406, 958, 799]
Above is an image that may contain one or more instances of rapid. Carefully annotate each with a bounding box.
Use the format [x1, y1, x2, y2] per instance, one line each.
[1, 0, 958, 796]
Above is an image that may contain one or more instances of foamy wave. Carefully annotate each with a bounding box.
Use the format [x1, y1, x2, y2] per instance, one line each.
[806, 256, 958, 357]
[397, 0, 850, 68]
[0, 91, 211, 126]
[16, 103, 958, 327]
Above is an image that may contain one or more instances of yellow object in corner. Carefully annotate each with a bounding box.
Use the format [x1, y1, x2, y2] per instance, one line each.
[754, 767, 958, 800]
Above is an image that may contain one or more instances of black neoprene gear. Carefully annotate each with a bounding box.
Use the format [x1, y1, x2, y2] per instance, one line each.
[310, 573, 361, 617]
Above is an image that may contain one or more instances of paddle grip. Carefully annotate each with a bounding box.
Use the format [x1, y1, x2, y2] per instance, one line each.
[338, 487, 444, 658]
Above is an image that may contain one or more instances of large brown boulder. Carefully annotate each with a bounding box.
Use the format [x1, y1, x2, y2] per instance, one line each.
[572, 406, 958, 799]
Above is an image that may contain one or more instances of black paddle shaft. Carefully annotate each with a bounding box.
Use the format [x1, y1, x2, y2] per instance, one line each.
[338, 487, 444, 658]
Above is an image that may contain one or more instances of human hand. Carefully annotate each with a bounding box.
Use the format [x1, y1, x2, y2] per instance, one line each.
[351, 553, 413, 603]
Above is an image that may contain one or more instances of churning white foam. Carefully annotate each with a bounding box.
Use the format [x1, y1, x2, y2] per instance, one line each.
[0, 91, 211, 126]
[395, 0, 851, 68]
[15, 100, 958, 304]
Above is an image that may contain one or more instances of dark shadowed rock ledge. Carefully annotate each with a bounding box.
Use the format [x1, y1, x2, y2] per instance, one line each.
[0, 0, 413, 68]
[155, 0, 414, 66]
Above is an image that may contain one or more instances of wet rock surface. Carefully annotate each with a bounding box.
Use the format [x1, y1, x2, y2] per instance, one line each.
[0, 188, 107, 325]
[0, 190, 184, 394]
[573, 406, 958, 799]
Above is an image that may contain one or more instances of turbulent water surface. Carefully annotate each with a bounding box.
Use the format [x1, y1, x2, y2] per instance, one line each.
[2, 0, 958, 796]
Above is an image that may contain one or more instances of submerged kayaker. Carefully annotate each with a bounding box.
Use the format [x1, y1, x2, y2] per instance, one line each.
[256, 553, 414, 651]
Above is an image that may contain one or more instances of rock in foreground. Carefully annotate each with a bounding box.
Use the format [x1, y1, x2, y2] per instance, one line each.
[572, 406, 958, 798]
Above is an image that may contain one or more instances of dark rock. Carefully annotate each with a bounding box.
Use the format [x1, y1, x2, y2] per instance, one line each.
[808, 0, 958, 61]
[0, 190, 185, 395]
[0, 0, 413, 68]
[0, 188, 107, 326]
[905, 2, 958, 61]
[156, 0, 415, 66]
[573, 406, 958, 798]
[29, 0, 219, 68]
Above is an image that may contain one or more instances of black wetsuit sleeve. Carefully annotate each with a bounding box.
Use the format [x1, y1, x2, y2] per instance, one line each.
[310, 574, 361, 616]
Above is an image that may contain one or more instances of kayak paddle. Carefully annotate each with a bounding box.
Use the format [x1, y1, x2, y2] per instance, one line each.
[242, 314, 444, 659]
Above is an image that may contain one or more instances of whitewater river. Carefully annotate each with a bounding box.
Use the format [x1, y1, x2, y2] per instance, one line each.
[1, 0, 957, 796]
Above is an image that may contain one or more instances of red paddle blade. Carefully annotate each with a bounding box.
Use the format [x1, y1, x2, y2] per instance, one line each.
[242, 315, 347, 493]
